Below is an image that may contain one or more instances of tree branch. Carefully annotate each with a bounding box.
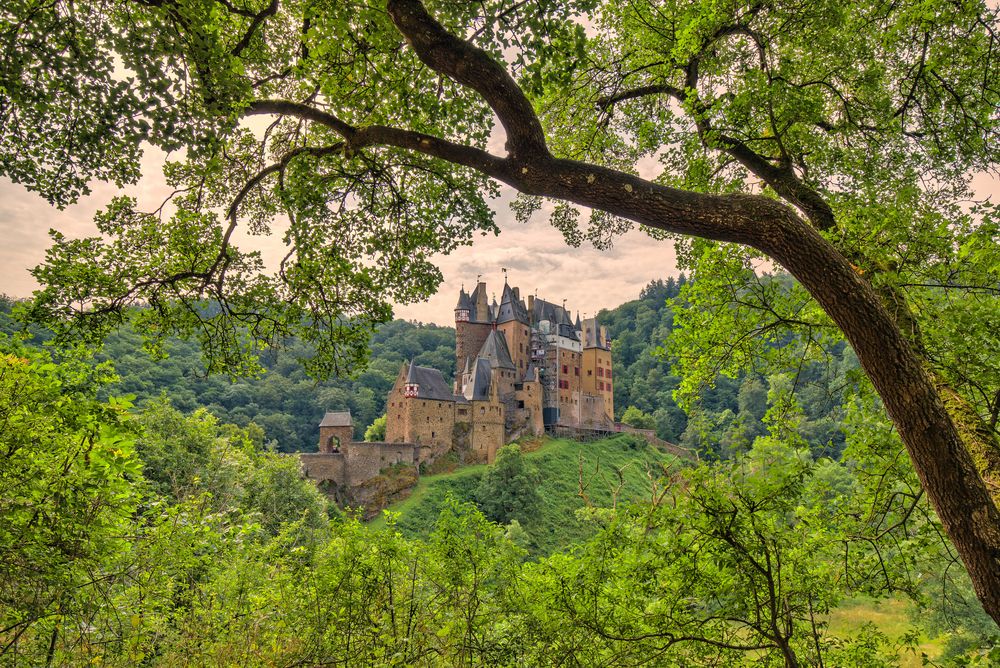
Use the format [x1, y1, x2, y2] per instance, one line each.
[384, 0, 549, 161]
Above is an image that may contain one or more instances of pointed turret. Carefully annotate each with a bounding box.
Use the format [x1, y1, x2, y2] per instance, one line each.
[404, 360, 419, 397]
[477, 329, 515, 370]
[496, 282, 530, 324]
[455, 287, 473, 322]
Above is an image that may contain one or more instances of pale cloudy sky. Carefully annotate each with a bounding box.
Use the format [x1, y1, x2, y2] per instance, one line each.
[0, 145, 678, 327]
[4, 145, 995, 328]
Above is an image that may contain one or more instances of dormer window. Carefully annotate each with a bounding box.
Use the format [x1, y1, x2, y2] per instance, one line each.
[456, 309, 470, 322]
[404, 383, 419, 398]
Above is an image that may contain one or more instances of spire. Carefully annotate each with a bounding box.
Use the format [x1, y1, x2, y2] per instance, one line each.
[455, 287, 473, 316]
[477, 329, 515, 369]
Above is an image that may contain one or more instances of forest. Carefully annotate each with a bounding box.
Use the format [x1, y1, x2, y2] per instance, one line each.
[2, 0, 1000, 664]
[2, 272, 996, 665]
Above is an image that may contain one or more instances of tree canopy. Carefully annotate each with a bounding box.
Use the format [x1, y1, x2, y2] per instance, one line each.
[4, 0, 1000, 623]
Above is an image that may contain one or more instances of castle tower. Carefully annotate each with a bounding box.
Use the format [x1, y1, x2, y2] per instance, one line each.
[581, 317, 614, 422]
[462, 357, 505, 463]
[386, 361, 456, 458]
[475, 329, 517, 398]
[318, 410, 354, 452]
[496, 281, 532, 375]
[455, 283, 493, 382]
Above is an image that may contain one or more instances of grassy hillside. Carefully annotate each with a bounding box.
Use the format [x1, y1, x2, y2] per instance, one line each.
[374, 434, 683, 556]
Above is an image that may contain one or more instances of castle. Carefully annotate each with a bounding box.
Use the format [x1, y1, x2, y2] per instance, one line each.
[300, 278, 615, 510]
[383, 278, 615, 462]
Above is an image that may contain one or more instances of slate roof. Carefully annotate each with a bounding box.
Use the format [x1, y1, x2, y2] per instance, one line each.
[463, 358, 495, 401]
[532, 297, 573, 328]
[477, 329, 515, 369]
[523, 363, 540, 383]
[469, 283, 488, 322]
[496, 283, 530, 324]
[405, 361, 455, 402]
[319, 410, 353, 427]
[455, 288, 473, 312]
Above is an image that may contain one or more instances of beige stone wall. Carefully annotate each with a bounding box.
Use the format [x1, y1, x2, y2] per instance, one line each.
[344, 441, 420, 484]
[470, 398, 505, 463]
[300, 443, 419, 488]
[300, 452, 347, 484]
[318, 424, 353, 453]
[401, 397, 455, 457]
[515, 379, 544, 436]
[385, 364, 410, 444]
[578, 393, 612, 430]
[582, 347, 614, 421]
[455, 321, 492, 377]
[498, 320, 532, 376]
[557, 348, 583, 425]
[493, 366, 517, 398]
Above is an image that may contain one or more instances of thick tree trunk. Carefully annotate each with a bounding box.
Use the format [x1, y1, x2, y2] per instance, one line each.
[342, 0, 1000, 625]
[492, 157, 1000, 624]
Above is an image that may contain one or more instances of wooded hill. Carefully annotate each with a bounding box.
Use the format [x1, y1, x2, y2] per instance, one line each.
[1, 277, 856, 460]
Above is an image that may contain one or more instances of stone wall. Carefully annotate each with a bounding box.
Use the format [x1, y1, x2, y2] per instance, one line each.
[318, 424, 354, 453]
[582, 347, 614, 421]
[498, 320, 532, 376]
[402, 397, 454, 457]
[515, 379, 545, 436]
[470, 399, 505, 463]
[385, 365, 410, 444]
[456, 321, 492, 376]
[557, 348, 583, 424]
[300, 452, 347, 485]
[300, 441, 421, 514]
[578, 393, 613, 430]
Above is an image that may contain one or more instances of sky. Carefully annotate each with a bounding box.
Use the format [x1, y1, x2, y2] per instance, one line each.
[0, 146, 679, 327]
[3, 144, 995, 328]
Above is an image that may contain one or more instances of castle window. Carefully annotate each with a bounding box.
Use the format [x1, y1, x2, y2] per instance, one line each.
[598, 367, 604, 377]
[431, 431, 435, 438]
[607, 370, 612, 379]
[517, 400, 525, 409]
[562, 364, 568, 374]
[587, 370, 592, 376]
[575, 367, 580, 376]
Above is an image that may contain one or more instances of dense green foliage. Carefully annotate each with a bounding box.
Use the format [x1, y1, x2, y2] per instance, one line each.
[382, 436, 681, 557]
[5, 345, 996, 665]
[0, 299, 453, 451]
[0, 341, 336, 665]
[601, 278, 857, 459]
[4, 0, 1000, 622]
